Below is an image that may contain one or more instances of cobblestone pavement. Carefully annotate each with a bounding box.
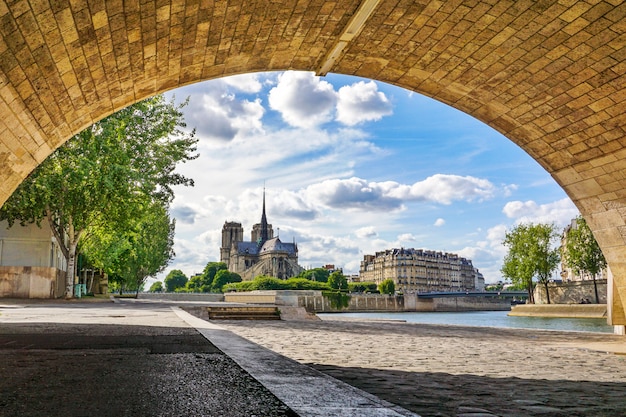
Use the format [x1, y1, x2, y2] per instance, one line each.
[217, 318, 626, 417]
[0, 301, 296, 417]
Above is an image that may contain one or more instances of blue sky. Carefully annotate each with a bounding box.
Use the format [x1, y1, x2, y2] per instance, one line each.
[162, 71, 579, 283]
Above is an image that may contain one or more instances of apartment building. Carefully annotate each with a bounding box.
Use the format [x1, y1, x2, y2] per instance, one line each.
[359, 248, 482, 293]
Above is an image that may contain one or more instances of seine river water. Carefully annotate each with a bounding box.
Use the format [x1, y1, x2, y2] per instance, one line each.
[318, 310, 614, 333]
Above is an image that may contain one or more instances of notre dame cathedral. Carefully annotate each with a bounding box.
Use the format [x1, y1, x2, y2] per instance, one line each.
[220, 191, 304, 281]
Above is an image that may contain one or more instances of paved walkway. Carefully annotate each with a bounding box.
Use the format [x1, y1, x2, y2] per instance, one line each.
[216, 316, 626, 417]
[0, 299, 416, 417]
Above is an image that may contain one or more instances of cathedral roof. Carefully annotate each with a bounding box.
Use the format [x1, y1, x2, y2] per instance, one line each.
[237, 241, 260, 255]
[260, 237, 297, 255]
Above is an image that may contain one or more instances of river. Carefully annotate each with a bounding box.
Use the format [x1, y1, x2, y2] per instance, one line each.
[317, 310, 614, 333]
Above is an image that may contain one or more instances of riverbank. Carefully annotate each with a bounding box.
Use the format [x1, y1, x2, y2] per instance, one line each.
[508, 303, 607, 318]
[216, 316, 626, 417]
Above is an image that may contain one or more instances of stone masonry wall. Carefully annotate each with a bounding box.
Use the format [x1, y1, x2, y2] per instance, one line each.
[535, 279, 607, 305]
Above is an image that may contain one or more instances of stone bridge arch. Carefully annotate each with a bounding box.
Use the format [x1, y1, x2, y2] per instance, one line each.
[0, 0, 625, 323]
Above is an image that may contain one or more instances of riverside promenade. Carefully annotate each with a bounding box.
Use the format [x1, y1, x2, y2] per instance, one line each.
[1, 298, 625, 416]
[0, 298, 416, 417]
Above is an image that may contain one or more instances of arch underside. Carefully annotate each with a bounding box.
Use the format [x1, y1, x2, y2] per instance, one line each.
[0, 0, 625, 323]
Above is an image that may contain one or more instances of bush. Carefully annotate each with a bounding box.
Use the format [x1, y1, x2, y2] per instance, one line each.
[224, 275, 330, 292]
[348, 282, 378, 293]
[378, 279, 396, 295]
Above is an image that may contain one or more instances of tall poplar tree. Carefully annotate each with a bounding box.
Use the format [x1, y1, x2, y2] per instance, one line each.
[0, 95, 197, 297]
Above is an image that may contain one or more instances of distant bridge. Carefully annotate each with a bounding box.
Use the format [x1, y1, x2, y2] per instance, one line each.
[417, 291, 528, 299]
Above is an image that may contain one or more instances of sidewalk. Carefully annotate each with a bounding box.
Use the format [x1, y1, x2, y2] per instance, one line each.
[0, 299, 418, 417]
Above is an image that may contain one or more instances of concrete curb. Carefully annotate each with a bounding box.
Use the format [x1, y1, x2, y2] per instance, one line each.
[172, 307, 420, 417]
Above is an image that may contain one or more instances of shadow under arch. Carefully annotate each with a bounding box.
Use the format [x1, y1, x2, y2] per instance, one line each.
[0, 0, 624, 323]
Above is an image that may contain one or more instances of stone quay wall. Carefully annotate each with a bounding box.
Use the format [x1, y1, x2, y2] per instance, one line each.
[534, 279, 607, 304]
[0, 266, 64, 298]
[224, 291, 511, 313]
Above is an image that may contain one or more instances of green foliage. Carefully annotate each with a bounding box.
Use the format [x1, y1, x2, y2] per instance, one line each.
[149, 281, 164, 292]
[182, 262, 228, 292]
[562, 216, 606, 303]
[501, 223, 560, 304]
[212, 270, 242, 293]
[327, 271, 348, 290]
[1, 95, 197, 297]
[297, 268, 330, 282]
[348, 282, 378, 293]
[484, 283, 504, 291]
[113, 201, 175, 295]
[378, 279, 396, 295]
[224, 275, 330, 292]
[164, 269, 188, 292]
[563, 216, 606, 279]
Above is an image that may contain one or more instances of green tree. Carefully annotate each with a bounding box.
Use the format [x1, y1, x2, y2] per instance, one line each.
[0, 95, 197, 298]
[102, 201, 175, 296]
[298, 268, 330, 282]
[80, 199, 176, 296]
[149, 281, 164, 292]
[327, 271, 348, 290]
[184, 262, 228, 292]
[212, 270, 242, 293]
[501, 223, 560, 304]
[201, 261, 228, 289]
[562, 216, 606, 303]
[378, 279, 396, 295]
[164, 269, 189, 292]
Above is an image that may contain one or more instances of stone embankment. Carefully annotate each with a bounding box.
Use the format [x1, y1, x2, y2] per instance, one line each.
[508, 304, 607, 318]
[225, 290, 512, 312]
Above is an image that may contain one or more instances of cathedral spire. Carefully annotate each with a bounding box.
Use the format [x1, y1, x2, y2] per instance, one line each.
[260, 186, 269, 243]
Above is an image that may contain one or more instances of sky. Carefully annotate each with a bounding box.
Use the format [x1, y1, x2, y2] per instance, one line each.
[158, 71, 579, 284]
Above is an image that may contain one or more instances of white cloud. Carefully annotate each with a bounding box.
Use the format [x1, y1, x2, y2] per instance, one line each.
[336, 81, 393, 125]
[222, 73, 263, 93]
[268, 71, 337, 128]
[304, 175, 499, 212]
[434, 218, 445, 227]
[355, 226, 378, 239]
[397, 233, 418, 243]
[502, 198, 578, 226]
[175, 83, 265, 142]
[305, 177, 404, 211]
[395, 174, 497, 204]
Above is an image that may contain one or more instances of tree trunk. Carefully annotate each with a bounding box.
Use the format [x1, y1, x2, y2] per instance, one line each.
[592, 275, 599, 304]
[65, 250, 76, 298]
[64, 237, 82, 298]
[88, 269, 95, 293]
[527, 283, 535, 304]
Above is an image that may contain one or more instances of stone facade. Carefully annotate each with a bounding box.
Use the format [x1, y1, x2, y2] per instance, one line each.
[1, 1, 626, 323]
[220, 192, 303, 281]
[359, 248, 483, 293]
